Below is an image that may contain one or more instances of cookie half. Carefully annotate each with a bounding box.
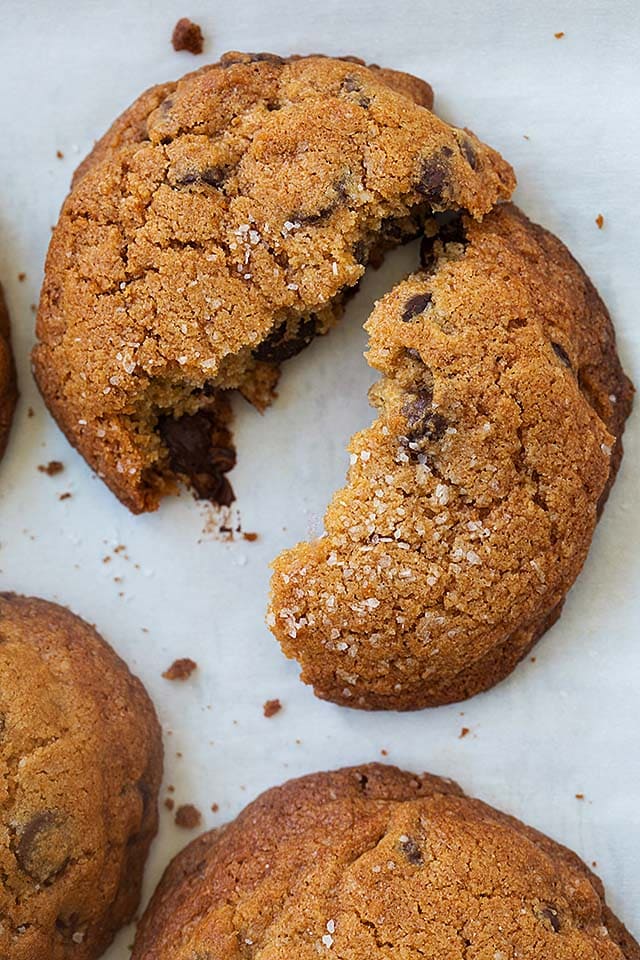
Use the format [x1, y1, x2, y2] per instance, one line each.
[132, 763, 639, 959]
[0, 594, 163, 960]
[33, 52, 514, 512]
[0, 282, 18, 462]
[268, 203, 633, 709]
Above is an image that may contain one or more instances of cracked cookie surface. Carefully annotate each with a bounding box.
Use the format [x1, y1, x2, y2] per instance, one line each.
[0, 283, 17, 464]
[0, 594, 163, 960]
[268, 203, 633, 710]
[132, 763, 639, 959]
[33, 52, 514, 513]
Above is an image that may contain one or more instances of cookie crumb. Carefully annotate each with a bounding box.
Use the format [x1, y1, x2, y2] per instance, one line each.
[575, 793, 585, 800]
[38, 460, 64, 476]
[595, 213, 604, 229]
[18, 272, 26, 282]
[263, 698, 282, 718]
[164, 797, 175, 811]
[58, 492, 72, 501]
[530, 656, 537, 663]
[459, 727, 470, 739]
[27, 407, 34, 418]
[211, 802, 219, 813]
[56, 150, 64, 159]
[243, 531, 259, 542]
[380, 749, 388, 757]
[175, 803, 202, 829]
[163, 657, 198, 681]
[171, 18, 204, 55]
[554, 31, 565, 38]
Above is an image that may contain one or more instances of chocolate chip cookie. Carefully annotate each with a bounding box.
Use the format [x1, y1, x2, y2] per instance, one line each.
[33, 52, 514, 513]
[269, 203, 633, 709]
[0, 282, 18, 463]
[132, 763, 639, 959]
[0, 593, 163, 959]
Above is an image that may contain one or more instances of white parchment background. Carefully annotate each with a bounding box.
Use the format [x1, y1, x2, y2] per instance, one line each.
[0, 0, 638, 949]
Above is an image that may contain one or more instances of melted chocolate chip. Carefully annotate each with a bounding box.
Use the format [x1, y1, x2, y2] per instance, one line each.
[551, 341, 572, 368]
[15, 812, 68, 884]
[538, 906, 561, 933]
[403, 389, 434, 427]
[420, 211, 467, 270]
[175, 166, 228, 189]
[158, 409, 236, 507]
[342, 75, 362, 92]
[399, 835, 424, 866]
[402, 293, 432, 322]
[340, 75, 371, 107]
[404, 347, 423, 361]
[416, 149, 453, 203]
[253, 315, 317, 364]
[353, 240, 368, 265]
[402, 385, 448, 458]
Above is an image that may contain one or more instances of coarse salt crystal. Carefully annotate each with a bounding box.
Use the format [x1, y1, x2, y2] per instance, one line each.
[434, 483, 449, 504]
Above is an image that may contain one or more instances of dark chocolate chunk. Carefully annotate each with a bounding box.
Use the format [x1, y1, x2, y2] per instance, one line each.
[403, 389, 434, 428]
[201, 166, 227, 187]
[340, 75, 371, 107]
[420, 211, 467, 269]
[399, 835, 424, 865]
[402, 385, 448, 457]
[402, 293, 432, 322]
[158, 409, 237, 507]
[15, 812, 68, 884]
[538, 906, 561, 933]
[253, 315, 317, 364]
[174, 166, 228, 189]
[342, 75, 362, 92]
[416, 148, 454, 203]
[551, 341, 572, 368]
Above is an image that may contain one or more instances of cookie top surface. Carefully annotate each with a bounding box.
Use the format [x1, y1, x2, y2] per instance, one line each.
[0, 283, 18, 462]
[133, 763, 639, 960]
[0, 593, 163, 960]
[33, 52, 514, 512]
[269, 203, 633, 710]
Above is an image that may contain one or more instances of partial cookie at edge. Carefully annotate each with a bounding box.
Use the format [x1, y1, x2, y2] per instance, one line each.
[0, 593, 163, 960]
[132, 763, 639, 959]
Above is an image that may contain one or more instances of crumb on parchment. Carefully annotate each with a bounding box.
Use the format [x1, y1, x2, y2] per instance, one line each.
[163, 657, 198, 681]
[172, 18, 204, 55]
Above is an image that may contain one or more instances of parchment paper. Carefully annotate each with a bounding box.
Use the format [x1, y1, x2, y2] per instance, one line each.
[0, 0, 638, 950]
